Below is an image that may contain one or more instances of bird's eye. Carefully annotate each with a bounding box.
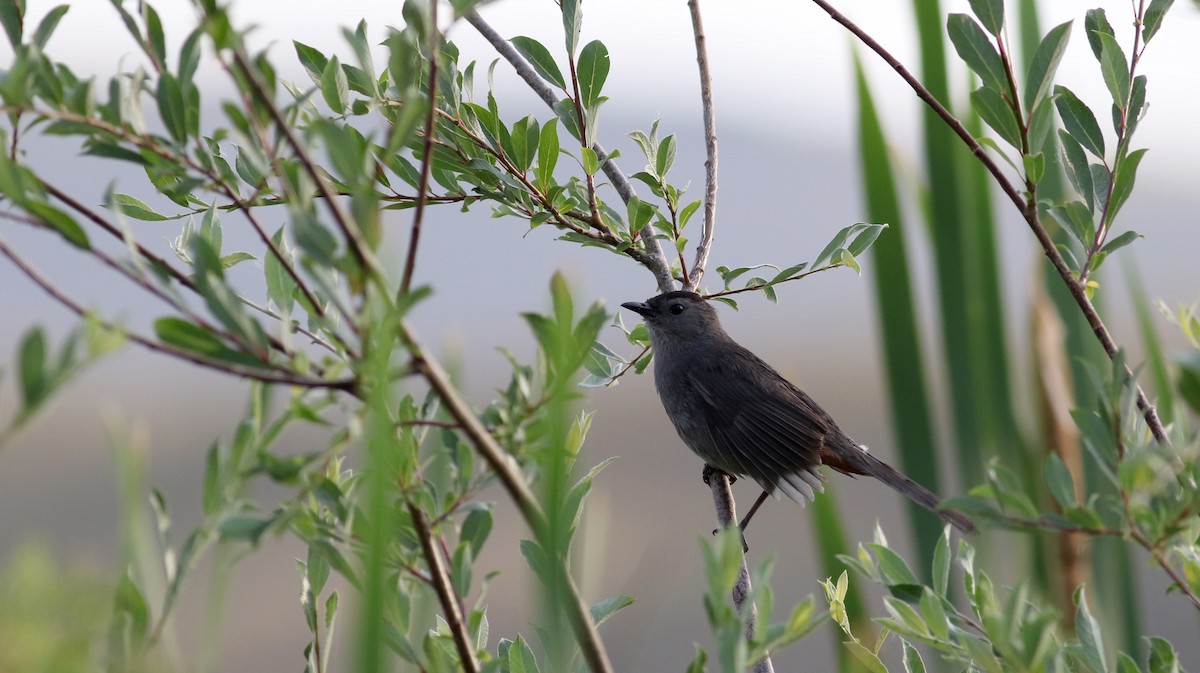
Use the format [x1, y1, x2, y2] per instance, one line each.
[669, 303, 685, 315]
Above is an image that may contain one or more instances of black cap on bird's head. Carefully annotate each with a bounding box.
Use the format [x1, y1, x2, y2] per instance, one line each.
[621, 291, 723, 341]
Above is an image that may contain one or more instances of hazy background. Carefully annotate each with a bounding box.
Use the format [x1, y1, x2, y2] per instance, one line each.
[2, 0, 1198, 670]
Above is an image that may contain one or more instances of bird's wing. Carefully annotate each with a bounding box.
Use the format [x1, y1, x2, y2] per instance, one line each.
[688, 348, 832, 503]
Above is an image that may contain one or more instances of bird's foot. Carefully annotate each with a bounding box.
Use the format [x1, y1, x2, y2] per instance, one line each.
[701, 464, 735, 486]
[709, 525, 750, 553]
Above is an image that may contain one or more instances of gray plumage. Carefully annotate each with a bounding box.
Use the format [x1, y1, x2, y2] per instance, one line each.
[622, 290, 975, 534]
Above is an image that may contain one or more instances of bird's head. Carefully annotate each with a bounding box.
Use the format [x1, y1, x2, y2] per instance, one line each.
[621, 291, 723, 342]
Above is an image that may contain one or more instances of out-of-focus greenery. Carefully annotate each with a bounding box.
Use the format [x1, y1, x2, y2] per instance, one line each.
[0, 0, 1195, 671]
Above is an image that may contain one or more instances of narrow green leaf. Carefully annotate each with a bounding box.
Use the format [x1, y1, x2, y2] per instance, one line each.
[1096, 32, 1130, 109]
[510, 36, 566, 89]
[509, 115, 540, 174]
[1083, 8, 1114, 61]
[1075, 587, 1109, 673]
[576, 40, 610, 110]
[320, 55, 348, 114]
[31, 4, 68, 49]
[1059, 130, 1094, 211]
[1054, 85, 1105, 157]
[1142, 0, 1175, 43]
[947, 14, 1008, 93]
[1043, 453, 1076, 507]
[1106, 148, 1147, 224]
[561, 0, 581, 56]
[552, 98, 582, 141]
[25, 202, 89, 249]
[971, 86, 1023, 148]
[0, 0, 22, 48]
[536, 118, 560, 191]
[902, 640, 928, 673]
[156, 73, 188, 143]
[18, 327, 47, 410]
[581, 147, 598, 176]
[589, 596, 634, 626]
[1023, 20, 1072, 112]
[1048, 201, 1095, 250]
[294, 41, 329, 85]
[1098, 230, 1141, 256]
[111, 193, 169, 221]
[656, 134, 677, 178]
[1148, 636, 1181, 673]
[968, 0, 1005, 35]
[509, 634, 541, 673]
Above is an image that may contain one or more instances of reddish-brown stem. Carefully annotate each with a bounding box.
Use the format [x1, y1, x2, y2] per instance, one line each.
[400, 1, 441, 296]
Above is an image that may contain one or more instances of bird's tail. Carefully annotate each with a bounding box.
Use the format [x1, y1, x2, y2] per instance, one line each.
[836, 446, 977, 534]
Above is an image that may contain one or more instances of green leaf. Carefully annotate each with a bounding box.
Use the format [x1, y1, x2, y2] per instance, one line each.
[1083, 9, 1114, 61]
[576, 40, 610, 110]
[1142, 0, 1175, 43]
[581, 147, 599, 176]
[25, 201, 89, 249]
[552, 98, 582, 142]
[1023, 21, 1072, 112]
[1054, 85, 1105, 157]
[901, 640, 928, 673]
[1075, 587, 1109, 673]
[31, 4, 68, 49]
[320, 55, 348, 114]
[18, 327, 47, 411]
[0, 0, 22, 48]
[264, 227, 298, 316]
[219, 252, 255, 269]
[971, 86, 1022, 148]
[1059, 130, 1095, 211]
[1096, 32, 1130, 109]
[112, 193, 169, 221]
[156, 74, 188, 143]
[509, 634, 540, 673]
[218, 515, 272, 542]
[947, 14, 1007, 93]
[294, 41, 329, 85]
[509, 115, 540, 174]
[1148, 636, 1181, 673]
[1043, 453, 1076, 507]
[461, 508, 493, 557]
[656, 134, 677, 178]
[510, 36, 566, 89]
[589, 595, 633, 626]
[561, 0, 581, 56]
[1106, 148, 1147, 224]
[932, 528, 950, 596]
[1098, 230, 1141, 256]
[1022, 152, 1045, 184]
[535, 118, 560, 191]
[967, 0, 1004, 35]
[1049, 201, 1095, 250]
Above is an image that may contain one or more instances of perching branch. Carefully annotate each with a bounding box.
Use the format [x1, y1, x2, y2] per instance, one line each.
[686, 0, 719, 291]
[463, 10, 676, 293]
[809, 0, 1168, 445]
[707, 472, 774, 673]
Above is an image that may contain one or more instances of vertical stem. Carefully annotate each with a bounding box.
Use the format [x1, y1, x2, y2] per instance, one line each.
[686, 0, 719, 290]
[409, 503, 481, 673]
[400, 0, 441, 295]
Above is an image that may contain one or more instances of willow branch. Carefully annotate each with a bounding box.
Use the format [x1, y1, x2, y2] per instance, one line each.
[408, 503, 481, 673]
[685, 0, 719, 291]
[809, 0, 1167, 444]
[400, 1, 441, 295]
[463, 10, 676, 293]
[0, 236, 353, 391]
[399, 321, 615, 673]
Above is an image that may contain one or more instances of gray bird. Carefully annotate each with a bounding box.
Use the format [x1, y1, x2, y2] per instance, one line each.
[622, 290, 976, 534]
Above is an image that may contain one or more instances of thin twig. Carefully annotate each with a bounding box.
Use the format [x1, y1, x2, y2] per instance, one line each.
[0, 236, 354, 391]
[810, 0, 1167, 444]
[225, 48, 386, 285]
[686, 0, 719, 291]
[604, 345, 651, 388]
[399, 321, 615, 673]
[408, 503, 481, 673]
[400, 0, 441, 296]
[463, 11, 676, 293]
[702, 264, 843, 299]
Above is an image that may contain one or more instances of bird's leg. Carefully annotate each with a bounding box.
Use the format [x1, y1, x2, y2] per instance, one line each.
[738, 490, 770, 533]
[701, 463, 736, 486]
[704, 465, 750, 552]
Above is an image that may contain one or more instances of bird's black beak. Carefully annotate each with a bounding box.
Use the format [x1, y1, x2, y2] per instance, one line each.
[621, 301, 654, 317]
